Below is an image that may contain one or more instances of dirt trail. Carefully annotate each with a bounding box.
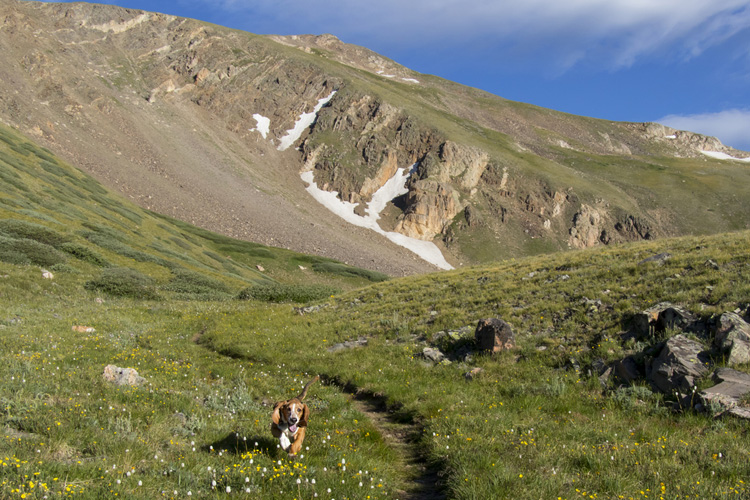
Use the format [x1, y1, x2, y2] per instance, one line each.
[336, 384, 446, 500]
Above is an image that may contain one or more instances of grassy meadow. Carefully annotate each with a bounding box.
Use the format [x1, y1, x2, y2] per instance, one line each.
[1, 122, 750, 499]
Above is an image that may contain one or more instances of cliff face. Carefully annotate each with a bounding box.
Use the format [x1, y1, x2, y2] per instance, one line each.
[2, 0, 750, 272]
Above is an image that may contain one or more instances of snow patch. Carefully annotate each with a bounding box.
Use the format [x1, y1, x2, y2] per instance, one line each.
[700, 151, 750, 162]
[401, 78, 420, 84]
[251, 114, 270, 139]
[277, 91, 336, 151]
[301, 166, 453, 270]
[665, 135, 676, 139]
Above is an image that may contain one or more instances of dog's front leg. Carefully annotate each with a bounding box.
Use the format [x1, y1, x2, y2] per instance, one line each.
[287, 428, 305, 457]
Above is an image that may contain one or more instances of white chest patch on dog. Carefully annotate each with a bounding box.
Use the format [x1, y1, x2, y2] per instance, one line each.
[279, 432, 291, 452]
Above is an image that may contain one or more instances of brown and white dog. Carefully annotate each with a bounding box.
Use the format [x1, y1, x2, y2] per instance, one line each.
[270, 375, 319, 458]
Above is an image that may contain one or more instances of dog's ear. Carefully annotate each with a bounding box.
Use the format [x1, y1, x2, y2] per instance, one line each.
[299, 403, 310, 427]
[271, 401, 285, 425]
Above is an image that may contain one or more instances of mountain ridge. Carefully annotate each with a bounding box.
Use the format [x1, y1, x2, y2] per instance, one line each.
[2, 0, 749, 274]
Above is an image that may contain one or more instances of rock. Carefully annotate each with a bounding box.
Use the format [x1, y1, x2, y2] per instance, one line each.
[713, 312, 750, 366]
[72, 325, 95, 333]
[294, 304, 327, 315]
[256, 265, 265, 272]
[655, 305, 696, 332]
[638, 252, 671, 265]
[568, 204, 606, 249]
[42, 269, 54, 279]
[465, 367, 483, 381]
[648, 335, 710, 395]
[631, 302, 696, 338]
[327, 337, 368, 352]
[395, 179, 462, 241]
[474, 318, 515, 353]
[421, 347, 446, 363]
[613, 355, 641, 384]
[699, 368, 750, 419]
[103, 364, 146, 386]
[727, 341, 750, 366]
[705, 259, 720, 270]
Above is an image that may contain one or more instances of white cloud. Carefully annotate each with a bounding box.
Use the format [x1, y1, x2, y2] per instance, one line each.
[200, 0, 750, 71]
[658, 109, 750, 151]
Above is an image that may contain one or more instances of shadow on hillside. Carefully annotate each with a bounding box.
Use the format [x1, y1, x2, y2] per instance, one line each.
[202, 433, 277, 456]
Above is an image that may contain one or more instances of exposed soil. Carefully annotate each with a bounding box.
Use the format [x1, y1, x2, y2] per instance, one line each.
[323, 376, 446, 500]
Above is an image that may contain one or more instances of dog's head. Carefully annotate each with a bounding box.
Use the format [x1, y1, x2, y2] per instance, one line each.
[271, 397, 309, 433]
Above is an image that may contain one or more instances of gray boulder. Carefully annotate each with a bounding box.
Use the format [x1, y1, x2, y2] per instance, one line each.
[713, 312, 750, 366]
[648, 335, 710, 394]
[700, 368, 750, 419]
[421, 347, 447, 364]
[103, 364, 146, 386]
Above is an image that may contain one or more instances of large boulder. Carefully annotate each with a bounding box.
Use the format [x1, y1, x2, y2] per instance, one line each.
[474, 318, 515, 353]
[631, 302, 696, 339]
[648, 335, 710, 394]
[700, 368, 750, 420]
[713, 312, 750, 366]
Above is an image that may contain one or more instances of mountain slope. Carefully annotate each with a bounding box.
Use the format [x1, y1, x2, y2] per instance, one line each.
[2, 0, 749, 273]
[0, 122, 389, 296]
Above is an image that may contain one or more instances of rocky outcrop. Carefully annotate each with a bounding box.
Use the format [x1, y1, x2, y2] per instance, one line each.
[639, 122, 747, 157]
[436, 141, 489, 191]
[568, 204, 607, 249]
[395, 180, 461, 240]
[713, 312, 750, 366]
[647, 335, 710, 395]
[569, 205, 657, 249]
[474, 318, 516, 353]
[700, 368, 750, 419]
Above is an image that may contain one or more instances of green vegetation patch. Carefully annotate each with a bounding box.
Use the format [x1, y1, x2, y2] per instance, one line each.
[0, 235, 67, 267]
[84, 266, 160, 299]
[0, 218, 69, 246]
[237, 283, 339, 303]
[312, 261, 389, 282]
[162, 269, 232, 300]
[60, 242, 111, 267]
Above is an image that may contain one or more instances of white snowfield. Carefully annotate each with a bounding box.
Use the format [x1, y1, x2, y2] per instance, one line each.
[251, 114, 270, 139]
[700, 150, 750, 163]
[277, 91, 337, 151]
[301, 167, 454, 271]
[250, 89, 452, 269]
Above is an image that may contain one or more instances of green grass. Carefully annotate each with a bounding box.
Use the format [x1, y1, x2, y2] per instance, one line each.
[2, 125, 750, 499]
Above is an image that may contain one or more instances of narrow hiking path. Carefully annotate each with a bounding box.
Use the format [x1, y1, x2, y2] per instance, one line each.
[327, 378, 446, 500]
[195, 333, 447, 499]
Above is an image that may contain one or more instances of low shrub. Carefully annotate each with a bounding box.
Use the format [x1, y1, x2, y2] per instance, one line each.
[84, 267, 160, 299]
[0, 236, 67, 267]
[0, 219, 68, 246]
[237, 283, 339, 303]
[312, 261, 389, 282]
[60, 242, 110, 267]
[163, 269, 230, 295]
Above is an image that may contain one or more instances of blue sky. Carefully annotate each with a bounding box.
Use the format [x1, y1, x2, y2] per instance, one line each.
[38, 0, 750, 151]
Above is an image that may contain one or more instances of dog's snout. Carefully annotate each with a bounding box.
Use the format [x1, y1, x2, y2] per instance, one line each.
[289, 416, 298, 424]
